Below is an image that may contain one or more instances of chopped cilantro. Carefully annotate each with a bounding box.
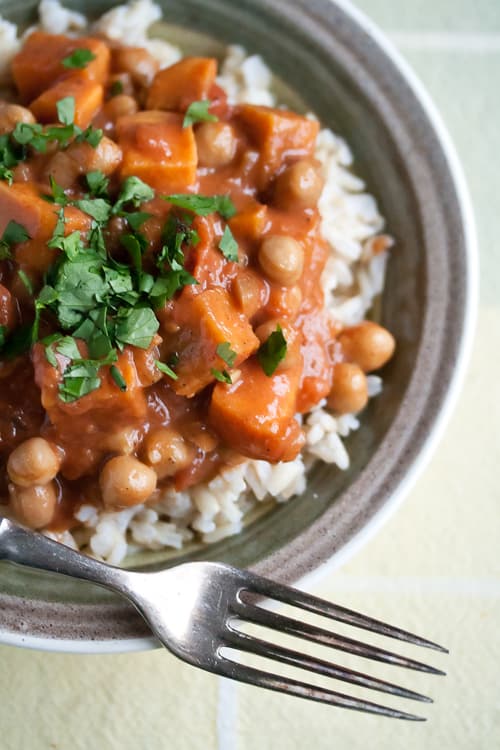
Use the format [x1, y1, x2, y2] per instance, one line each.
[123, 211, 152, 231]
[164, 194, 236, 220]
[155, 359, 178, 380]
[47, 176, 68, 205]
[218, 225, 238, 262]
[17, 269, 33, 295]
[258, 325, 287, 376]
[110, 364, 127, 391]
[115, 306, 159, 349]
[0, 325, 6, 348]
[76, 126, 103, 148]
[56, 96, 75, 126]
[216, 341, 237, 368]
[74, 198, 112, 223]
[120, 233, 145, 274]
[56, 336, 81, 360]
[114, 176, 155, 212]
[62, 48, 96, 69]
[211, 367, 232, 384]
[0, 220, 30, 259]
[182, 100, 218, 128]
[110, 80, 124, 97]
[86, 170, 109, 198]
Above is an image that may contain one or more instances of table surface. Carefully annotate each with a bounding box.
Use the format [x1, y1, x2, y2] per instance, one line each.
[1, 1, 499, 748]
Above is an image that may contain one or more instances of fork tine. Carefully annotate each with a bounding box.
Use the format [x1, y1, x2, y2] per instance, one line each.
[225, 628, 432, 703]
[241, 572, 448, 653]
[232, 600, 445, 676]
[216, 658, 426, 720]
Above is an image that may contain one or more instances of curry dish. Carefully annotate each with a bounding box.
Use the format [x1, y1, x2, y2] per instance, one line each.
[0, 30, 395, 535]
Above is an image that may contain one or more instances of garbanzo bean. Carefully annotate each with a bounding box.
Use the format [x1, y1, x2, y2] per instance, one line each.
[232, 271, 266, 319]
[113, 47, 159, 88]
[0, 102, 35, 135]
[8, 481, 58, 529]
[67, 135, 123, 175]
[274, 159, 324, 210]
[7, 437, 61, 487]
[100, 455, 157, 509]
[195, 121, 237, 168]
[327, 362, 368, 414]
[143, 428, 194, 479]
[338, 321, 395, 373]
[104, 94, 138, 122]
[258, 235, 304, 286]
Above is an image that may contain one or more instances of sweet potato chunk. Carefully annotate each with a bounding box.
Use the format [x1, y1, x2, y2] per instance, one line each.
[146, 57, 217, 111]
[30, 77, 104, 129]
[0, 182, 92, 276]
[12, 32, 110, 103]
[171, 287, 260, 397]
[116, 110, 197, 191]
[209, 357, 304, 462]
[237, 104, 319, 188]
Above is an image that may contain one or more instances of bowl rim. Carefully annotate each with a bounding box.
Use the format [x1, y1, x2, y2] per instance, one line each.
[0, 0, 478, 653]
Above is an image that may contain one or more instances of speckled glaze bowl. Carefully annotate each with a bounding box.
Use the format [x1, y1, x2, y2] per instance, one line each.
[0, 0, 477, 652]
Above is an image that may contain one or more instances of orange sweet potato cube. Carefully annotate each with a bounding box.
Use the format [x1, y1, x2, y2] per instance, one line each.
[209, 357, 304, 462]
[237, 104, 319, 188]
[30, 77, 104, 129]
[116, 111, 197, 192]
[146, 57, 217, 111]
[12, 32, 110, 102]
[171, 287, 260, 397]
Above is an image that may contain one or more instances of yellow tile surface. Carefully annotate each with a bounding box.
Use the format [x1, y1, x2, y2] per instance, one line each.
[1, 2, 499, 749]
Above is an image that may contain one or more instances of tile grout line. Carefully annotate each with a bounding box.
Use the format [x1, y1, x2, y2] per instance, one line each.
[217, 676, 238, 750]
[388, 31, 500, 52]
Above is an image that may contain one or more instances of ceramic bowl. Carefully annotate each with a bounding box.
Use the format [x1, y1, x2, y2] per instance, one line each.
[0, 0, 477, 651]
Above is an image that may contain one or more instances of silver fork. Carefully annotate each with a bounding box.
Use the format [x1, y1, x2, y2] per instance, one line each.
[0, 517, 447, 720]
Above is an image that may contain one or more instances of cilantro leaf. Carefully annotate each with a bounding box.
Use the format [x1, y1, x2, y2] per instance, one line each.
[110, 364, 127, 391]
[155, 359, 178, 380]
[48, 230, 82, 259]
[62, 48, 96, 69]
[47, 175, 68, 205]
[56, 336, 81, 360]
[110, 80, 124, 97]
[59, 370, 101, 402]
[74, 198, 111, 223]
[114, 176, 155, 212]
[164, 193, 236, 219]
[115, 306, 159, 349]
[56, 96, 75, 126]
[18, 269, 33, 295]
[218, 225, 238, 262]
[0, 220, 30, 259]
[216, 341, 237, 368]
[123, 211, 152, 231]
[86, 170, 109, 198]
[76, 126, 103, 148]
[211, 367, 232, 384]
[258, 325, 287, 376]
[182, 100, 218, 128]
[121, 233, 145, 274]
[0, 325, 6, 349]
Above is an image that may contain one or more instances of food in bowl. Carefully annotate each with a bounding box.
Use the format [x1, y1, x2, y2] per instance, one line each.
[0, 0, 395, 564]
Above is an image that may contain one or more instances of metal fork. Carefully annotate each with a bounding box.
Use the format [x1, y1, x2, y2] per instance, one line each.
[0, 517, 447, 720]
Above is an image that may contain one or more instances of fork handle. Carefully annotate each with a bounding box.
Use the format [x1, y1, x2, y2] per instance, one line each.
[0, 517, 133, 595]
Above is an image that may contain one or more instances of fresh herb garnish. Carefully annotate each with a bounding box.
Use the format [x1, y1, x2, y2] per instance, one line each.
[216, 341, 237, 368]
[0, 220, 30, 259]
[218, 225, 238, 262]
[62, 48, 96, 69]
[182, 100, 218, 128]
[110, 80, 124, 97]
[0, 325, 6, 348]
[86, 170, 109, 198]
[56, 96, 75, 126]
[164, 193, 236, 220]
[114, 305, 159, 349]
[258, 325, 287, 376]
[110, 364, 127, 391]
[155, 359, 178, 380]
[211, 367, 232, 384]
[74, 198, 112, 223]
[17, 269, 33, 295]
[114, 176, 155, 212]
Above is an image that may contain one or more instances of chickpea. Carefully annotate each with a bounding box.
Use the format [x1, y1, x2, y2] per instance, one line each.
[8, 482, 58, 529]
[232, 271, 266, 318]
[195, 121, 237, 168]
[113, 47, 159, 88]
[66, 135, 123, 176]
[327, 362, 369, 415]
[258, 235, 304, 286]
[45, 150, 81, 189]
[338, 321, 395, 373]
[104, 94, 138, 122]
[7, 437, 61, 488]
[100, 455, 157, 509]
[143, 428, 194, 480]
[274, 159, 324, 210]
[0, 102, 35, 135]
